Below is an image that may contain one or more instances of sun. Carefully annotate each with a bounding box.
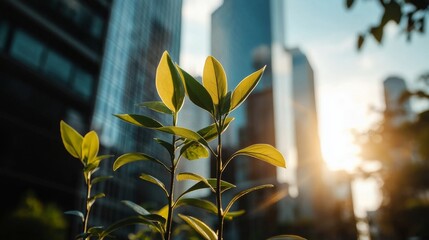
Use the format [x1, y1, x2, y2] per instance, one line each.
[320, 127, 360, 172]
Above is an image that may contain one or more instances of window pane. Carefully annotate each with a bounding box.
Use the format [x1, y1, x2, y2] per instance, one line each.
[43, 51, 72, 83]
[90, 15, 104, 39]
[10, 30, 45, 68]
[0, 21, 8, 50]
[73, 69, 93, 99]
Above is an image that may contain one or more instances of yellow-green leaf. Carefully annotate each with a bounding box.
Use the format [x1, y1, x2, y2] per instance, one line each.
[178, 214, 217, 240]
[225, 210, 245, 220]
[180, 142, 209, 160]
[82, 131, 99, 164]
[138, 101, 173, 114]
[177, 172, 214, 192]
[177, 65, 214, 114]
[197, 117, 234, 142]
[175, 198, 217, 214]
[156, 51, 185, 113]
[230, 66, 266, 112]
[157, 205, 169, 220]
[203, 56, 227, 105]
[60, 120, 83, 160]
[158, 126, 208, 147]
[113, 153, 168, 171]
[139, 174, 169, 197]
[115, 114, 163, 128]
[227, 144, 286, 169]
[224, 184, 273, 215]
[91, 175, 113, 185]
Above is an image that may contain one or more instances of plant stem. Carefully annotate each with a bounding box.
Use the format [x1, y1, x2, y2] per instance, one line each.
[84, 174, 91, 240]
[216, 117, 224, 240]
[165, 114, 178, 240]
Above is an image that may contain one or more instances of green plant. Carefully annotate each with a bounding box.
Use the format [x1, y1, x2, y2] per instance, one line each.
[61, 51, 302, 240]
[60, 121, 113, 239]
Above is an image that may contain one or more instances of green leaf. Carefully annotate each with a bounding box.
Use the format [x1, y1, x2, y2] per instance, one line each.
[220, 91, 232, 116]
[138, 101, 173, 114]
[384, 1, 401, 24]
[60, 120, 83, 160]
[230, 66, 265, 112]
[75, 232, 91, 239]
[139, 174, 168, 197]
[197, 117, 234, 142]
[115, 114, 163, 128]
[154, 138, 175, 158]
[224, 184, 273, 215]
[157, 205, 169, 220]
[179, 178, 235, 199]
[113, 153, 168, 171]
[357, 34, 365, 50]
[178, 214, 217, 240]
[83, 164, 99, 174]
[180, 142, 209, 160]
[346, 0, 354, 9]
[88, 226, 104, 235]
[266, 235, 308, 240]
[122, 200, 150, 215]
[158, 126, 208, 147]
[121, 200, 166, 224]
[82, 131, 99, 164]
[175, 198, 217, 214]
[156, 51, 185, 113]
[88, 193, 105, 208]
[177, 65, 214, 113]
[225, 210, 245, 220]
[64, 210, 84, 222]
[101, 216, 160, 238]
[91, 175, 113, 185]
[203, 56, 227, 105]
[177, 172, 214, 192]
[370, 25, 383, 43]
[227, 144, 286, 170]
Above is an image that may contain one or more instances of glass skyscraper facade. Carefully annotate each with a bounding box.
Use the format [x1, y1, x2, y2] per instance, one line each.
[0, 0, 111, 238]
[89, 0, 183, 231]
[212, 0, 357, 239]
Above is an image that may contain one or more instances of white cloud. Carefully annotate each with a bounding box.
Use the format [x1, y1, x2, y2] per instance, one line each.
[182, 0, 222, 25]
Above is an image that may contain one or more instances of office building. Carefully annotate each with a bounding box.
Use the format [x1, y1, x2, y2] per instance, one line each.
[0, 0, 111, 236]
[90, 0, 183, 231]
[383, 76, 415, 127]
[212, 0, 357, 239]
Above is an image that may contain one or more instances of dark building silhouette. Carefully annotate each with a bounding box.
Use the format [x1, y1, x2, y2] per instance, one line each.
[0, 0, 111, 237]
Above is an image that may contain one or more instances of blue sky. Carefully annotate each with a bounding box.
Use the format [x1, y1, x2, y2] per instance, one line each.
[180, 0, 429, 222]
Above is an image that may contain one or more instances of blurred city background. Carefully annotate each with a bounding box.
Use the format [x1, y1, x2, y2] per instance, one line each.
[0, 0, 428, 239]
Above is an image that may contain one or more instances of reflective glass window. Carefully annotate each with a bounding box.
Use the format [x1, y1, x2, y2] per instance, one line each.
[73, 69, 93, 99]
[0, 21, 8, 50]
[10, 30, 45, 68]
[90, 15, 104, 39]
[43, 51, 72, 83]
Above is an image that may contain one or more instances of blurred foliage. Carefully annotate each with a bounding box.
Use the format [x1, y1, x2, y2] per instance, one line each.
[345, 0, 429, 49]
[0, 191, 68, 240]
[356, 77, 429, 239]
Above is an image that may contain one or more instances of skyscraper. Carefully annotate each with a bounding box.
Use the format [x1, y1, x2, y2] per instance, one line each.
[383, 76, 415, 127]
[212, 0, 356, 239]
[0, 0, 111, 236]
[90, 0, 183, 230]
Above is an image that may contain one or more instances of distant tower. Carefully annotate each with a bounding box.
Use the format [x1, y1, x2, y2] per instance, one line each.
[211, 0, 339, 238]
[90, 0, 183, 231]
[383, 76, 415, 127]
[290, 48, 325, 220]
